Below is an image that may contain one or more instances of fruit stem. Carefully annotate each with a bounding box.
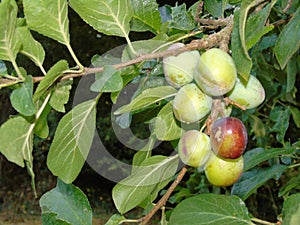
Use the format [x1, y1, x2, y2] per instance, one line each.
[138, 165, 187, 225]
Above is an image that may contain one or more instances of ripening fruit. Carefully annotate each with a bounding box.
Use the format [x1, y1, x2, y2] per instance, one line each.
[173, 83, 212, 124]
[205, 153, 244, 187]
[178, 130, 211, 168]
[210, 117, 247, 159]
[163, 43, 200, 88]
[194, 48, 237, 96]
[227, 75, 265, 109]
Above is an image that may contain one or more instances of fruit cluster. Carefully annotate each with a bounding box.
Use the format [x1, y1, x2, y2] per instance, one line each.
[163, 44, 265, 187]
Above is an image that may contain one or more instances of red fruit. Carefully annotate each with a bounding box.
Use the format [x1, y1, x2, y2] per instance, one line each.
[210, 117, 247, 159]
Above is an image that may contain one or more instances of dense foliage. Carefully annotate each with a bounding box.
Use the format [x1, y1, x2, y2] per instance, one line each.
[0, 0, 299, 224]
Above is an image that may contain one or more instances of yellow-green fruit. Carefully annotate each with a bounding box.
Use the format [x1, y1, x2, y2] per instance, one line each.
[178, 130, 211, 168]
[205, 153, 244, 187]
[227, 75, 265, 109]
[195, 48, 237, 96]
[173, 83, 212, 124]
[163, 43, 200, 88]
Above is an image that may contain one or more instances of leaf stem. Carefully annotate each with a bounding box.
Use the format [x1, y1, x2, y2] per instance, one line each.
[138, 165, 188, 225]
[11, 58, 24, 79]
[65, 42, 84, 71]
[251, 217, 279, 225]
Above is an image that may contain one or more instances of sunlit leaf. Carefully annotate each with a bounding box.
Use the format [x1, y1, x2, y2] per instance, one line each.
[169, 4, 195, 31]
[0, 116, 33, 167]
[114, 86, 177, 115]
[0, 0, 21, 61]
[204, 0, 228, 18]
[90, 65, 123, 93]
[130, 0, 162, 34]
[69, 0, 133, 37]
[47, 100, 97, 183]
[40, 179, 92, 225]
[33, 60, 69, 102]
[105, 214, 126, 225]
[112, 155, 179, 214]
[245, 1, 276, 49]
[153, 101, 184, 141]
[23, 0, 70, 45]
[169, 194, 252, 225]
[16, 25, 45, 72]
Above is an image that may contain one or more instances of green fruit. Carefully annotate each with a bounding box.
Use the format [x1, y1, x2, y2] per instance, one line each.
[227, 75, 265, 109]
[195, 48, 237, 96]
[204, 153, 244, 187]
[178, 130, 211, 168]
[173, 83, 212, 124]
[163, 43, 200, 88]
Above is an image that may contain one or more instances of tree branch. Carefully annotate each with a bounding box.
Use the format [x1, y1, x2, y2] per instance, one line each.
[32, 16, 234, 83]
[138, 166, 188, 225]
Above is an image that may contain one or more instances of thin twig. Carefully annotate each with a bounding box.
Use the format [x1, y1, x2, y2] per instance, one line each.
[138, 166, 188, 225]
[224, 97, 246, 111]
[283, 0, 293, 13]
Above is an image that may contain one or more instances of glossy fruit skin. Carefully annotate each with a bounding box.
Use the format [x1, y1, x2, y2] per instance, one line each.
[163, 43, 200, 88]
[205, 153, 244, 187]
[178, 130, 211, 168]
[173, 83, 212, 124]
[210, 117, 247, 159]
[227, 75, 265, 109]
[194, 48, 237, 96]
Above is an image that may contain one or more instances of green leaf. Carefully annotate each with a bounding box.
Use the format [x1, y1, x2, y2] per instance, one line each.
[286, 56, 298, 93]
[0, 0, 21, 61]
[47, 100, 97, 183]
[290, 106, 300, 128]
[69, 0, 133, 37]
[42, 213, 71, 225]
[245, 1, 276, 50]
[132, 134, 156, 170]
[34, 103, 52, 138]
[282, 194, 300, 225]
[231, 10, 252, 81]
[112, 155, 179, 214]
[90, 65, 123, 93]
[244, 147, 296, 171]
[270, 106, 291, 143]
[0, 116, 33, 167]
[50, 79, 73, 113]
[130, 0, 162, 34]
[232, 164, 287, 200]
[169, 194, 252, 225]
[153, 102, 184, 141]
[204, 0, 228, 18]
[40, 179, 92, 225]
[33, 60, 69, 102]
[10, 75, 36, 116]
[105, 214, 126, 225]
[16, 26, 45, 72]
[0, 60, 7, 75]
[232, 0, 268, 81]
[114, 86, 177, 115]
[279, 174, 300, 197]
[23, 0, 70, 45]
[275, 7, 300, 69]
[169, 4, 195, 31]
